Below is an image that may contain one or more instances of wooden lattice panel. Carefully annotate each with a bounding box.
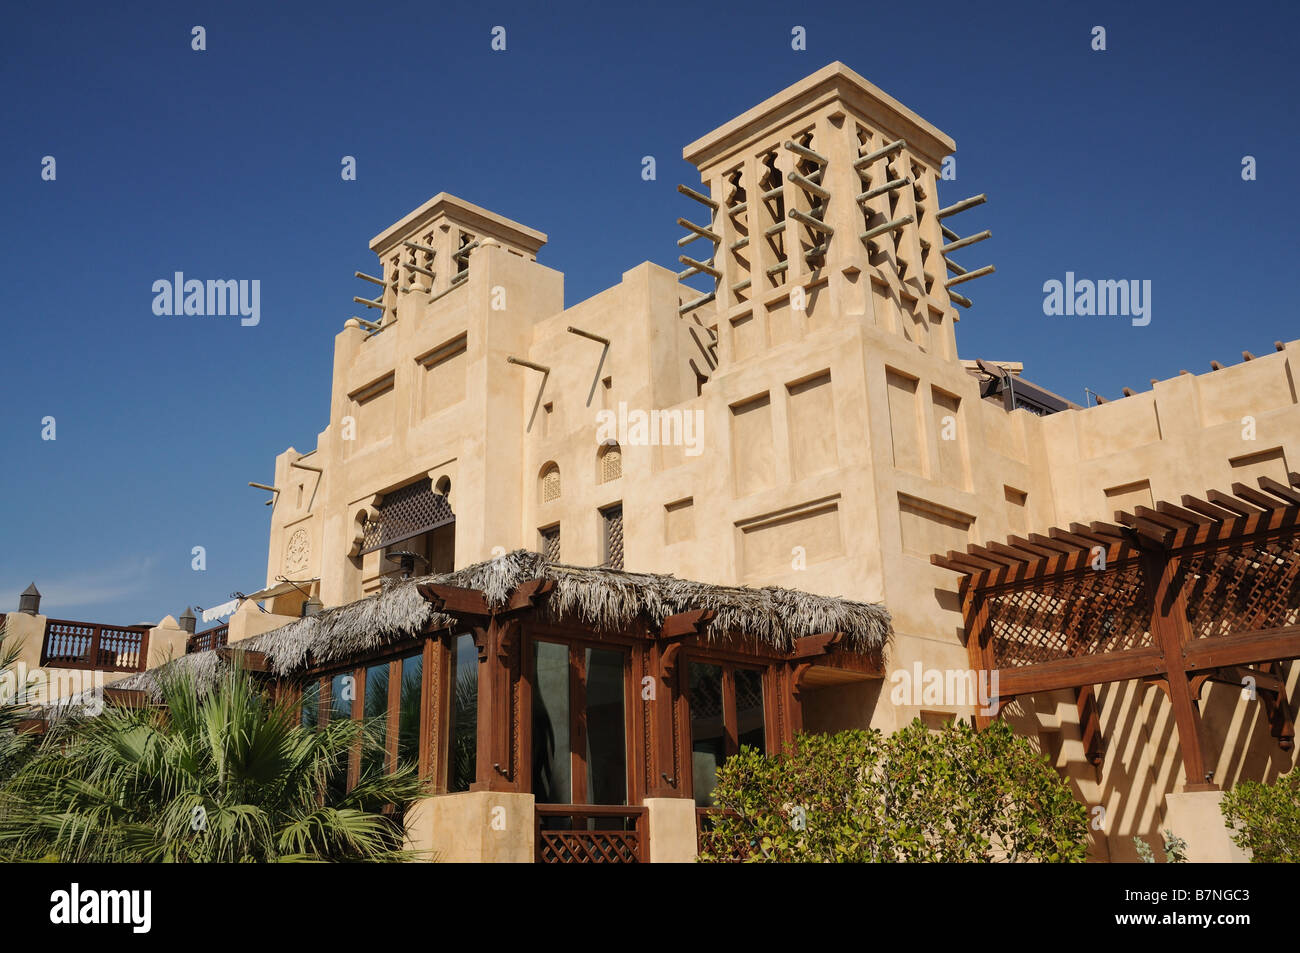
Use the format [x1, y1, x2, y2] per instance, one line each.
[1179, 539, 1300, 639]
[986, 562, 1152, 668]
[538, 830, 641, 863]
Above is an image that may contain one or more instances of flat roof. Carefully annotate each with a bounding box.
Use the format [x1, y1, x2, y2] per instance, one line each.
[370, 192, 547, 256]
[683, 62, 956, 169]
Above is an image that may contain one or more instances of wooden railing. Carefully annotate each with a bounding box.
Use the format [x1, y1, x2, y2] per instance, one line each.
[535, 804, 646, 863]
[186, 623, 229, 654]
[40, 619, 150, 673]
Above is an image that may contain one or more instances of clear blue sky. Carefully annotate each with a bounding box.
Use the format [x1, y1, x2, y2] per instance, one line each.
[1, 0, 1296, 624]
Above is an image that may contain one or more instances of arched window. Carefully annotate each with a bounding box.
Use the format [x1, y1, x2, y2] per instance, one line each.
[598, 442, 622, 484]
[540, 463, 561, 503]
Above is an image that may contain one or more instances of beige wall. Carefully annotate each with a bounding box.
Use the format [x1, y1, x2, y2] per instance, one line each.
[260, 62, 1299, 859]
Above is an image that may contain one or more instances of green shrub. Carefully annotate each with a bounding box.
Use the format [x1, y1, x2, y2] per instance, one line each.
[1220, 771, 1300, 863]
[698, 719, 1088, 863]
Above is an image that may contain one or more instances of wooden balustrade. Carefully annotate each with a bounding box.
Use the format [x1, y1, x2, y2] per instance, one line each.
[40, 619, 150, 673]
[535, 804, 646, 863]
[186, 623, 230, 654]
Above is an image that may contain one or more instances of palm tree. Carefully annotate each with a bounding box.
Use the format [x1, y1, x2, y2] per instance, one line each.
[0, 619, 35, 783]
[0, 662, 425, 862]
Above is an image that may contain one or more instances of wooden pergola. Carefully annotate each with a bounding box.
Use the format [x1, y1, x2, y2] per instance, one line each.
[932, 473, 1300, 790]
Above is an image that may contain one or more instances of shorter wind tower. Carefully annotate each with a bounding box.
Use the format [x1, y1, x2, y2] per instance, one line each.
[675, 62, 993, 368]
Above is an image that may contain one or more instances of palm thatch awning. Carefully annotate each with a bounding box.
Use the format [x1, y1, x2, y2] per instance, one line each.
[216, 550, 891, 677]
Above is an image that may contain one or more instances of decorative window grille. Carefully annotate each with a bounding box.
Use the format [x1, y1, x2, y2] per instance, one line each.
[540, 525, 561, 561]
[542, 465, 561, 502]
[599, 443, 622, 483]
[601, 504, 624, 570]
[360, 478, 455, 555]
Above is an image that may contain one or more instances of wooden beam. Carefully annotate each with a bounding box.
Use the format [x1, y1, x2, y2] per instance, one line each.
[791, 631, 843, 658]
[996, 646, 1166, 696]
[660, 609, 715, 640]
[1183, 625, 1300, 671]
[417, 583, 491, 616]
[1076, 685, 1105, 766]
[504, 578, 555, 614]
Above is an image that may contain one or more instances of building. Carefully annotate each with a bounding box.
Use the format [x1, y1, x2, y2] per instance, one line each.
[7, 62, 1298, 862]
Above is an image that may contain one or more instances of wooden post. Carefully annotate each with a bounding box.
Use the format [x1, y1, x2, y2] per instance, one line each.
[469, 618, 517, 792]
[964, 588, 996, 730]
[645, 640, 680, 798]
[1143, 549, 1216, 791]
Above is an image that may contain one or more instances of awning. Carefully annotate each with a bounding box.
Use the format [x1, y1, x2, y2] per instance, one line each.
[244, 578, 320, 602]
[201, 599, 241, 623]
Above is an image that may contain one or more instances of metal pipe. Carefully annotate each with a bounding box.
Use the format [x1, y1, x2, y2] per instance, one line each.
[854, 139, 905, 169]
[944, 264, 995, 288]
[402, 240, 438, 256]
[678, 255, 722, 279]
[788, 208, 834, 235]
[677, 218, 720, 243]
[941, 230, 991, 254]
[677, 184, 718, 209]
[937, 194, 987, 219]
[859, 215, 914, 242]
[787, 171, 830, 200]
[353, 296, 384, 310]
[784, 140, 828, 165]
[678, 291, 716, 314]
[355, 271, 385, 286]
[856, 178, 909, 203]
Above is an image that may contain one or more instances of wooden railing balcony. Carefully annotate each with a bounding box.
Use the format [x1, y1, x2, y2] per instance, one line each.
[535, 804, 646, 863]
[186, 623, 230, 654]
[40, 619, 150, 673]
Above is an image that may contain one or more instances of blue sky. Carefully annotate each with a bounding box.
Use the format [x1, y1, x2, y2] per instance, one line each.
[1, 0, 1296, 624]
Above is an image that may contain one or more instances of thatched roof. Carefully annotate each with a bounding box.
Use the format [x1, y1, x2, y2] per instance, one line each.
[237, 550, 891, 676]
[128, 551, 892, 689]
[110, 647, 229, 702]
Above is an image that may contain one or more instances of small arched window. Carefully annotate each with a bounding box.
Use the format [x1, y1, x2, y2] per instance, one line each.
[540, 463, 561, 503]
[598, 442, 622, 484]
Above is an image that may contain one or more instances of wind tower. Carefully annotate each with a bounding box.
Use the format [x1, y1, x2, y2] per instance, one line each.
[676, 62, 993, 368]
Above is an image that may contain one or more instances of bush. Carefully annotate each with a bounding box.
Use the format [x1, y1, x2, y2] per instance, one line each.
[1220, 771, 1300, 863]
[698, 719, 1088, 862]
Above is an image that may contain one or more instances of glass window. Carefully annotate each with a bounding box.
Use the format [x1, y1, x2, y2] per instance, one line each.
[329, 672, 353, 724]
[397, 652, 423, 769]
[532, 641, 571, 804]
[300, 679, 320, 729]
[449, 633, 478, 792]
[734, 667, 765, 754]
[688, 662, 767, 806]
[689, 662, 726, 807]
[585, 647, 626, 806]
[362, 662, 390, 778]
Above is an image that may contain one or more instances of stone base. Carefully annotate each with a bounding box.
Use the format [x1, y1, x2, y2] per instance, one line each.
[1162, 789, 1250, 863]
[404, 791, 535, 862]
[645, 798, 698, 863]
